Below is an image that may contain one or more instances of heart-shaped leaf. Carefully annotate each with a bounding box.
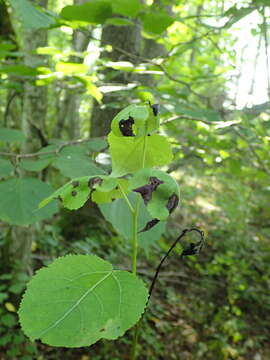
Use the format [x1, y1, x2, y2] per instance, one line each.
[19, 255, 148, 347]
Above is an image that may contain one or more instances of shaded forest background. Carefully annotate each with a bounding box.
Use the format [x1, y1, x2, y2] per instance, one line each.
[0, 0, 270, 359]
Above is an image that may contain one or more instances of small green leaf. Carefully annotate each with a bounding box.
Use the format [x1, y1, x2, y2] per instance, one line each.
[129, 168, 180, 220]
[141, 12, 174, 34]
[0, 159, 14, 177]
[39, 175, 124, 209]
[0, 178, 57, 225]
[19, 255, 148, 347]
[0, 128, 26, 143]
[60, 1, 112, 24]
[108, 133, 173, 176]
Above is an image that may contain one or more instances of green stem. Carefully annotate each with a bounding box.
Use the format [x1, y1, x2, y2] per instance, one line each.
[131, 194, 140, 274]
[130, 134, 148, 359]
[118, 181, 134, 213]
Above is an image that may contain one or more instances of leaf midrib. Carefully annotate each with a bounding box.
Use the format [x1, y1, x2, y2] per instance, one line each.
[37, 270, 113, 338]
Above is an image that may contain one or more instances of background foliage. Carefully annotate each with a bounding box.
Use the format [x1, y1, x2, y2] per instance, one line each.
[0, 0, 270, 359]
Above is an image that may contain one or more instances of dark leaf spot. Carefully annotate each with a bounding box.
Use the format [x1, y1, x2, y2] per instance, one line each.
[115, 186, 119, 190]
[71, 190, 77, 197]
[133, 176, 164, 205]
[151, 104, 159, 116]
[119, 116, 135, 136]
[100, 328, 105, 332]
[57, 196, 63, 202]
[166, 193, 179, 213]
[88, 176, 102, 188]
[139, 218, 160, 233]
[72, 181, 80, 188]
[111, 198, 116, 201]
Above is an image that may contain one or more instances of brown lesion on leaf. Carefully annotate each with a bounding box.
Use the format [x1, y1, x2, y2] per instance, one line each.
[88, 176, 103, 189]
[71, 190, 77, 197]
[166, 193, 179, 213]
[133, 176, 164, 205]
[119, 116, 135, 136]
[57, 195, 63, 202]
[72, 180, 80, 188]
[139, 218, 160, 233]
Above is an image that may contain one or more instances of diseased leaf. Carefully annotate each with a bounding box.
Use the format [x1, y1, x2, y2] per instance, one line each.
[19, 255, 148, 347]
[0, 178, 57, 225]
[111, 104, 149, 137]
[39, 175, 126, 210]
[108, 133, 173, 176]
[129, 168, 180, 221]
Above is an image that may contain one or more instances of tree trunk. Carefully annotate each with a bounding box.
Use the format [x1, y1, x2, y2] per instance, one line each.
[90, 23, 141, 137]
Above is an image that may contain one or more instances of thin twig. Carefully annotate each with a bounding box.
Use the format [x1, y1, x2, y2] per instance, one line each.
[0, 137, 107, 160]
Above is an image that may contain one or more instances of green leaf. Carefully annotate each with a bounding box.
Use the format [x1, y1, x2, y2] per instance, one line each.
[111, 104, 150, 137]
[84, 139, 108, 152]
[20, 148, 56, 172]
[105, 18, 133, 26]
[60, 1, 112, 24]
[0, 159, 14, 177]
[0, 64, 41, 76]
[99, 193, 166, 249]
[55, 62, 88, 75]
[129, 168, 180, 220]
[111, 0, 141, 17]
[39, 175, 124, 210]
[19, 255, 148, 347]
[0, 178, 57, 225]
[0, 128, 26, 143]
[108, 133, 173, 176]
[141, 12, 174, 34]
[52, 146, 106, 178]
[9, 0, 55, 30]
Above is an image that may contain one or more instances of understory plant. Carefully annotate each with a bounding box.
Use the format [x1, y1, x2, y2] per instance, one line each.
[19, 103, 204, 359]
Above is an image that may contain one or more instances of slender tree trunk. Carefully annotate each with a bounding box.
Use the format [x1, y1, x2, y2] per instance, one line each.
[90, 23, 141, 137]
[8, 0, 49, 280]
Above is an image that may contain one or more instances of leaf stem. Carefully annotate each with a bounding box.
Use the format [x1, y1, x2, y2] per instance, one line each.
[118, 181, 134, 213]
[131, 195, 140, 274]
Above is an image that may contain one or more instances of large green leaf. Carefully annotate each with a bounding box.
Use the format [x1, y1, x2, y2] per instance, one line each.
[9, 0, 55, 30]
[19, 255, 148, 347]
[99, 193, 166, 249]
[141, 12, 174, 34]
[108, 133, 173, 176]
[60, 1, 112, 24]
[0, 128, 26, 143]
[0, 159, 14, 178]
[0, 178, 57, 225]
